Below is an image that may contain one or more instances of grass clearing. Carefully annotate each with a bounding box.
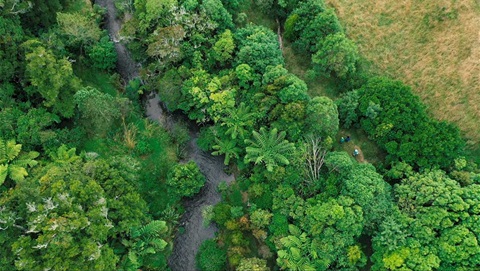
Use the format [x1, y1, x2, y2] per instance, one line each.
[334, 128, 386, 166]
[325, 0, 480, 147]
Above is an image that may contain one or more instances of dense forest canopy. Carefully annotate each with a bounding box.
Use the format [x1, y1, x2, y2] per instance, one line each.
[0, 0, 479, 270]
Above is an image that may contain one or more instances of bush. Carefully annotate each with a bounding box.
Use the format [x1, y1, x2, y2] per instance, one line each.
[87, 36, 117, 71]
[166, 161, 206, 198]
[357, 77, 464, 169]
[196, 239, 227, 271]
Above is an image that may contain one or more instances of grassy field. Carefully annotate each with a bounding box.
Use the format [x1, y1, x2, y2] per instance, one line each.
[325, 0, 480, 147]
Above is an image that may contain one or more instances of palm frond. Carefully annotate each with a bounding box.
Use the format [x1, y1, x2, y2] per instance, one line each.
[0, 164, 8, 185]
[5, 140, 21, 162]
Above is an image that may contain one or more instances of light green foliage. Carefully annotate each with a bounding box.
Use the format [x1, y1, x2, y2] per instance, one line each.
[147, 25, 186, 64]
[74, 87, 128, 137]
[272, 185, 305, 219]
[304, 96, 339, 138]
[134, 0, 177, 30]
[250, 209, 272, 230]
[121, 221, 169, 271]
[235, 63, 256, 89]
[88, 36, 117, 71]
[167, 161, 206, 198]
[303, 196, 365, 270]
[324, 151, 354, 173]
[244, 127, 296, 172]
[180, 69, 236, 123]
[2, 155, 118, 270]
[212, 29, 235, 65]
[372, 170, 480, 270]
[196, 239, 227, 271]
[56, 12, 102, 48]
[312, 32, 359, 79]
[0, 146, 151, 270]
[276, 224, 316, 271]
[237, 257, 269, 271]
[23, 39, 81, 118]
[0, 138, 38, 185]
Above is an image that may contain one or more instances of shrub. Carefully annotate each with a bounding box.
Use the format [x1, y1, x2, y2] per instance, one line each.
[196, 239, 227, 271]
[166, 161, 206, 198]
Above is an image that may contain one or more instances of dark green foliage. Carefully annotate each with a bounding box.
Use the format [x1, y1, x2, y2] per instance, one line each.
[20, 0, 62, 32]
[357, 77, 464, 169]
[312, 32, 359, 79]
[202, 0, 234, 30]
[234, 25, 284, 75]
[336, 90, 360, 128]
[213, 203, 232, 226]
[88, 36, 117, 71]
[15, 108, 59, 151]
[341, 163, 393, 234]
[196, 239, 227, 271]
[304, 96, 339, 139]
[74, 87, 127, 137]
[0, 17, 25, 82]
[288, 6, 342, 55]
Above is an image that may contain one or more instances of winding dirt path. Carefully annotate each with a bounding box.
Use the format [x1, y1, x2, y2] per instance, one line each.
[95, 1, 235, 270]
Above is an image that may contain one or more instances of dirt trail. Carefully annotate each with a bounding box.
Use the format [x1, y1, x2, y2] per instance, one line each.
[95, 1, 235, 270]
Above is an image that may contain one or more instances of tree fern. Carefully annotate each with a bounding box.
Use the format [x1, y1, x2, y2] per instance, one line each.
[49, 145, 80, 164]
[0, 138, 39, 185]
[212, 138, 241, 165]
[222, 103, 255, 140]
[244, 127, 295, 172]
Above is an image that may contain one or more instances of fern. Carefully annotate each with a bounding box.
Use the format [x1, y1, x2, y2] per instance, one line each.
[0, 164, 8, 186]
[0, 138, 38, 184]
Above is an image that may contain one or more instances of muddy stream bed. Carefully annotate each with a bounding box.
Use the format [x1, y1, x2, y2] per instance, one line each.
[95, 1, 234, 270]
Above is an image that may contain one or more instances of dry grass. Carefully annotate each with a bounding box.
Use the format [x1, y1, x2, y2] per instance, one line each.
[326, 0, 480, 146]
[122, 118, 138, 150]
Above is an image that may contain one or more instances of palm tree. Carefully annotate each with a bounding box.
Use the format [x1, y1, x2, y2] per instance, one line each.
[244, 127, 296, 172]
[0, 138, 39, 185]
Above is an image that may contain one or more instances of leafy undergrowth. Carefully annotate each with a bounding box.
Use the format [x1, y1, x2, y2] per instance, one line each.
[326, 0, 480, 147]
[74, 62, 119, 96]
